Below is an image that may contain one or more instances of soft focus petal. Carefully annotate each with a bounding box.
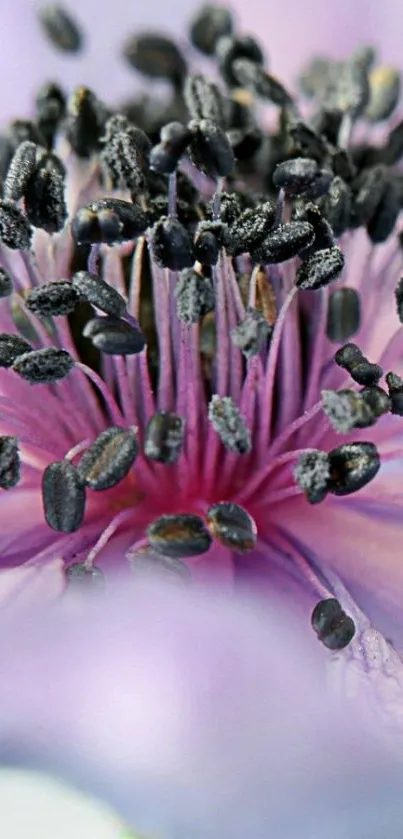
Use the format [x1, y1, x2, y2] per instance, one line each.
[1, 579, 403, 838]
[0, 557, 65, 607]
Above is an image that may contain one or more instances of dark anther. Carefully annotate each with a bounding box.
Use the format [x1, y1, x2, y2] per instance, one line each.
[24, 152, 67, 234]
[0, 436, 20, 489]
[189, 4, 233, 55]
[150, 122, 191, 175]
[227, 125, 263, 160]
[193, 220, 224, 266]
[288, 121, 328, 162]
[147, 513, 212, 558]
[208, 394, 252, 453]
[294, 450, 330, 504]
[207, 501, 257, 552]
[77, 426, 139, 490]
[226, 202, 275, 257]
[366, 179, 399, 244]
[311, 108, 343, 145]
[188, 118, 235, 178]
[174, 268, 215, 324]
[382, 119, 403, 167]
[326, 287, 361, 342]
[321, 176, 352, 238]
[218, 191, 242, 225]
[37, 4, 83, 53]
[385, 371, 403, 416]
[334, 342, 363, 370]
[331, 55, 370, 119]
[296, 246, 345, 291]
[35, 82, 66, 150]
[150, 216, 194, 271]
[71, 198, 147, 245]
[231, 59, 293, 108]
[352, 165, 388, 225]
[272, 157, 318, 196]
[327, 441, 380, 495]
[311, 598, 356, 651]
[366, 66, 401, 122]
[12, 347, 75, 384]
[72, 271, 126, 318]
[215, 35, 264, 88]
[0, 268, 13, 299]
[83, 316, 146, 356]
[144, 411, 185, 464]
[42, 460, 86, 532]
[101, 114, 151, 192]
[254, 221, 315, 265]
[184, 74, 227, 126]
[321, 389, 375, 433]
[25, 280, 79, 317]
[335, 343, 383, 387]
[65, 563, 104, 586]
[0, 201, 32, 250]
[330, 149, 356, 183]
[0, 334, 32, 368]
[3, 141, 38, 202]
[297, 204, 334, 259]
[65, 87, 104, 158]
[122, 32, 187, 86]
[231, 308, 272, 358]
[361, 386, 391, 417]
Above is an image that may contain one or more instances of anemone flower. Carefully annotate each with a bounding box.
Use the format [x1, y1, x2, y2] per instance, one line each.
[1, 579, 403, 838]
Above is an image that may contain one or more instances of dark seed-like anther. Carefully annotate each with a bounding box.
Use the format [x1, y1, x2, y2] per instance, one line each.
[0, 334, 32, 368]
[42, 460, 86, 532]
[0, 436, 20, 489]
[72, 271, 126, 318]
[12, 347, 74, 383]
[25, 281, 79, 317]
[38, 4, 83, 53]
[216, 35, 264, 88]
[144, 411, 185, 464]
[321, 389, 374, 433]
[83, 316, 146, 355]
[0, 201, 31, 250]
[294, 450, 330, 504]
[0, 268, 13, 298]
[226, 202, 275, 256]
[255, 221, 315, 264]
[150, 217, 194, 271]
[188, 118, 235, 178]
[3, 140, 38, 202]
[147, 513, 212, 558]
[231, 308, 271, 358]
[361, 386, 391, 417]
[296, 247, 345, 290]
[208, 394, 252, 453]
[311, 598, 356, 650]
[65, 86, 104, 158]
[385, 371, 403, 416]
[72, 198, 147, 245]
[207, 502, 257, 552]
[366, 66, 401, 122]
[232, 59, 293, 107]
[328, 441, 380, 496]
[77, 426, 139, 490]
[101, 114, 151, 192]
[65, 562, 104, 586]
[174, 268, 215, 324]
[24, 152, 67, 234]
[273, 157, 318, 195]
[189, 4, 233, 55]
[326, 287, 361, 342]
[123, 32, 187, 85]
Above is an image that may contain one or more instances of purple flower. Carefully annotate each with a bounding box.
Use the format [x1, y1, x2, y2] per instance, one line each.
[1, 3, 403, 665]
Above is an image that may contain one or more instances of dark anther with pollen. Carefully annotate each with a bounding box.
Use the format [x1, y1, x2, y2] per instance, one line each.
[334, 342, 362, 370]
[25, 281, 79, 317]
[150, 217, 194, 271]
[193, 220, 226, 265]
[208, 394, 252, 454]
[123, 32, 187, 86]
[150, 123, 191, 174]
[144, 411, 185, 464]
[367, 179, 399, 244]
[72, 271, 126, 318]
[0, 201, 31, 250]
[65, 87, 104, 158]
[37, 4, 83, 53]
[296, 246, 345, 291]
[184, 74, 227, 126]
[0, 436, 20, 489]
[311, 598, 356, 651]
[0, 334, 32, 368]
[65, 563, 104, 586]
[147, 513, 212, 558]
[321, 389, 375, 433]
[385, 372, 403, 416]
[335, 343, 383, 387]
[24, 153, 67, 234]
[77, 426, 139, 491]
[188, 118, 235, 178]
[3, 141, 38, 202]
[72, 199, 147, 245]
[321, 176, 351, 237]
[294, 450, 330, 504]
[0, 268, 13, 299]
[361, 386, 391, 417]
[12, 347, 74, 384]
[35, 82, 66, 150]
[273, 157, 318, 196]
[218, 191, 242, 225]
[330, 149, 356, 183]
[83, 316, 146, 356]
[231, 308, 271, 358]
[215, 35, 264, 88]
[366, 66, 401, 122]
[226, 202, 275, 257]
[297, 204, 334, 259]
[189, 4, 233, 55]
[207, 502, 257, 553]
[42, 460, 86, 533]
[288, 121, 328, 162]
[326, 288, 361, 343]
[330, 56, 370, 119]
[101, 114, 151, 192]
[232, 59, 293, 108]
[352, 165, 388, 225]
[327, 441, 380, 496]
[175, 268, 215, 324]
[254, 221, 315, 265]
[227, 125, 263, 160]
[7, 120, 44, 155]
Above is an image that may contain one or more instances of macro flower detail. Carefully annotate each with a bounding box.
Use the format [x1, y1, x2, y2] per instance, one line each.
[0, 2, 403, 655]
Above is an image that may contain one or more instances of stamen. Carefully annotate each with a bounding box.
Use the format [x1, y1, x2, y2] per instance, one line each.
[0, 436, 20, 489]
[230, 308, 271, 358]
[72, 271, 126, 318]
[38, 4, 83, 52]
[335, 343, 383, 386]
[174, 267, 215, 325]
[12, 347, 75, 384]
[272, 157, 319, 196]
[3, 140, 38, 202]
[0, 268, 13, 298]
[0, 201, 32, 250]
[72, 198, 148, 245]
[65, 87, 103, 158]
[0, 334, 32, 368]
[231, 58, 293, 107]
[42, 460, 86, 533]
[208, 394, 252, 453]
[207, 502, 257, 552]
[35, 82, 66, 150]
[216, 34, 263, 87]
[188, 118, 235, 178]
[184, 73, 226, 125]
[101, 114, 151, 193]
[150, 216, 194, 271]
[225, 202, 275, 257]
[189, 4, 233, 56]
[385, 371, 403, 416]
[65, 562, 104, 586]
[254, 221, 315, 264]
[296, 246, 345, 291]
[122, 32, 187, 86]
[77, 426, 139, 490]
[297, 204, 334, 259]
[144, 410, 185, 464]
[321, 389, 375, 433]
[294, 450, 330, 504]
[82, 315, 146, 355]
[322, 176, 352, 237]
[25, 280, 79, 317]
[326, 287, 361, 342]
[327, 441, 380, 495]
[361, 386, 391, 417]
[147, 513, 212, 558]
[366, 65, 401, 122]
[311, 598, 356, 650]
[193, 220, 224, 265]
